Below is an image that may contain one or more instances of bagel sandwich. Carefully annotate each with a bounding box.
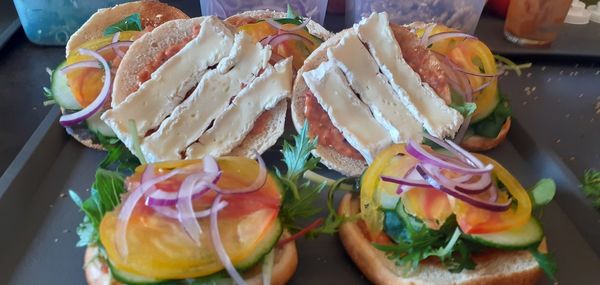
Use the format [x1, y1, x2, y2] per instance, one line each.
[338, 139, 555, 285]
[101, 16, 295, 163]
[292, 12, 464, 176]
[44, 0, 189, 149]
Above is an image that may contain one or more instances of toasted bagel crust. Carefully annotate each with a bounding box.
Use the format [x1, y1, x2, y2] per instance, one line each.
[337, 194, 543, 285]
[461, 117, 512, 152]
[66, 0, 188, 56]
[84, 234, 298, 285]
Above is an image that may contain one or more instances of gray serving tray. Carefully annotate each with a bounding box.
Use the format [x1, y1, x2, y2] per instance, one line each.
[1, 106, 599, 285]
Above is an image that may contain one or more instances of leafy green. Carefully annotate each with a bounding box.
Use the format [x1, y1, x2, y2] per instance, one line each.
[95, 132, 140, 173]
[276, 121, 356, 236]
[449, 91, 477, 117]
[286, 3, 299, 19]
[581, 169, 600, 210]
[69, 169, 126, 246]
[103, 13, 142, 36]
[375, 203, 476, 273]
[529, 246, 557, 280]
[529, 178, 556, 208]
[42, 67, 56, 106]
[470, 93, 511, 138]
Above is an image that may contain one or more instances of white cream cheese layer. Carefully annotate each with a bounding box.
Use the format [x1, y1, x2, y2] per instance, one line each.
[302, 60, 392, 163]
[185, 58, 293, 159]
[101, 16, 234, 151]
[355, 12, 463, 138]
[141, 32, 271, 162]
[327, 32, 422, 143]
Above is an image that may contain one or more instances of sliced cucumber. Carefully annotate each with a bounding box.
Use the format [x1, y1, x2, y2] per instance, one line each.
[109, 262, 175, 285]
[236, 218, 283, 270]
[51, 61, 82, 110]
[464, 217, 544, 250]
[85, 111, 116, 137]
[379, 189, 400, 211]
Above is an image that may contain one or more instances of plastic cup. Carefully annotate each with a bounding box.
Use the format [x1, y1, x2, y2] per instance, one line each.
[13, 0, 130, 46]
[346, 0, 486, 34]
[503, 0, 572, 47]
[200, 0, 329, 25]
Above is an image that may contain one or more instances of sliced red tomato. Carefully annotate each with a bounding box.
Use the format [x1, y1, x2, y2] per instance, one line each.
[453, 154, 532, 234]
[402, 187, 452, 230]
[100, 156, 282, 279]
[238, 21, 321, 70]
[65, 31, 138, 107]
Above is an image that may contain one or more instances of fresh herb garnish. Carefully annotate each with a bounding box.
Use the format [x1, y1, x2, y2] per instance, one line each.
[69, 169, 126, 247]
[96, 132, 140, 173]
[449, 91, 477, 118]
[494, 55, 532, 76]
[42, 67, 56, 106]
[529, 246, 557, 280]
[376, 202, 476, 273]
[470, 93, 511, 138]
[276, 121, 356, 235]
[103, 13, 142, 36]
[581, 169, 600, 210]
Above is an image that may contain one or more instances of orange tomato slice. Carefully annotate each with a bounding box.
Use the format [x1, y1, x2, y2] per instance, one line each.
[65, 31, 138, 107]
[100, 156, 282, 279]
[238, 21, 321, 70]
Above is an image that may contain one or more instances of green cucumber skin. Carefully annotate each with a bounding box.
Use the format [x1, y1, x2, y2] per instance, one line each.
[464, 217, 544, 250]
[109, 219, 282, 285]
[51, 61, 82, 110]
[85, 111, 116, 137]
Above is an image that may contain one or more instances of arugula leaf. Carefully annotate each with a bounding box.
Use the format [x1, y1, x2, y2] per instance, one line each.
[529, 178, 556, 208]
[277, 121, 355, 236]
[103, 13, 142, 36]
[95, 131, 140, 173]
[375, 204, 476, 274]
[470, 93, 511, 138]
[449, 91, 477, 117]
[69, 169, 126, 247]
[581, 169, 600, 210]
[286, 3, 299, 19]
[529, 246, 557, 280]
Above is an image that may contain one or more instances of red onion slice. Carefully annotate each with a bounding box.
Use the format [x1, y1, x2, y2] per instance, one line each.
[454, 65, 505, 78]
[111, 32, 126, 58]
[116, 168, 183, 257]
[472, 79, 495, 93]
[96, 41, 133, 54]
[151, 200, 228, 219]
[380, 175, 432, 188]
[261, 32, 313, 48]
[420, 23, 436, 47]
[210, 195, 247, 285]
[406, 140, 492, 174]
[145, 171, 220, 206]
[209, 151, 267, 195]
[265, 17, 310, 32]
[415, 164, 511, 212]
[59, 48, 111, 127]
[59, 60, 101, 75]
[426, 32, 477, 47]
[425, 164, 491, 194]
[177, 175, 206, 245]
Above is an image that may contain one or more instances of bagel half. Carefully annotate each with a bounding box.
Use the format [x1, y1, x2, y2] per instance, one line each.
[109, 16, 292, 160]
[84, 234, 298, 285]
[291, 23, 451, 177]
[63, 0, 189, 150]
[338, 194, 543, 285]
